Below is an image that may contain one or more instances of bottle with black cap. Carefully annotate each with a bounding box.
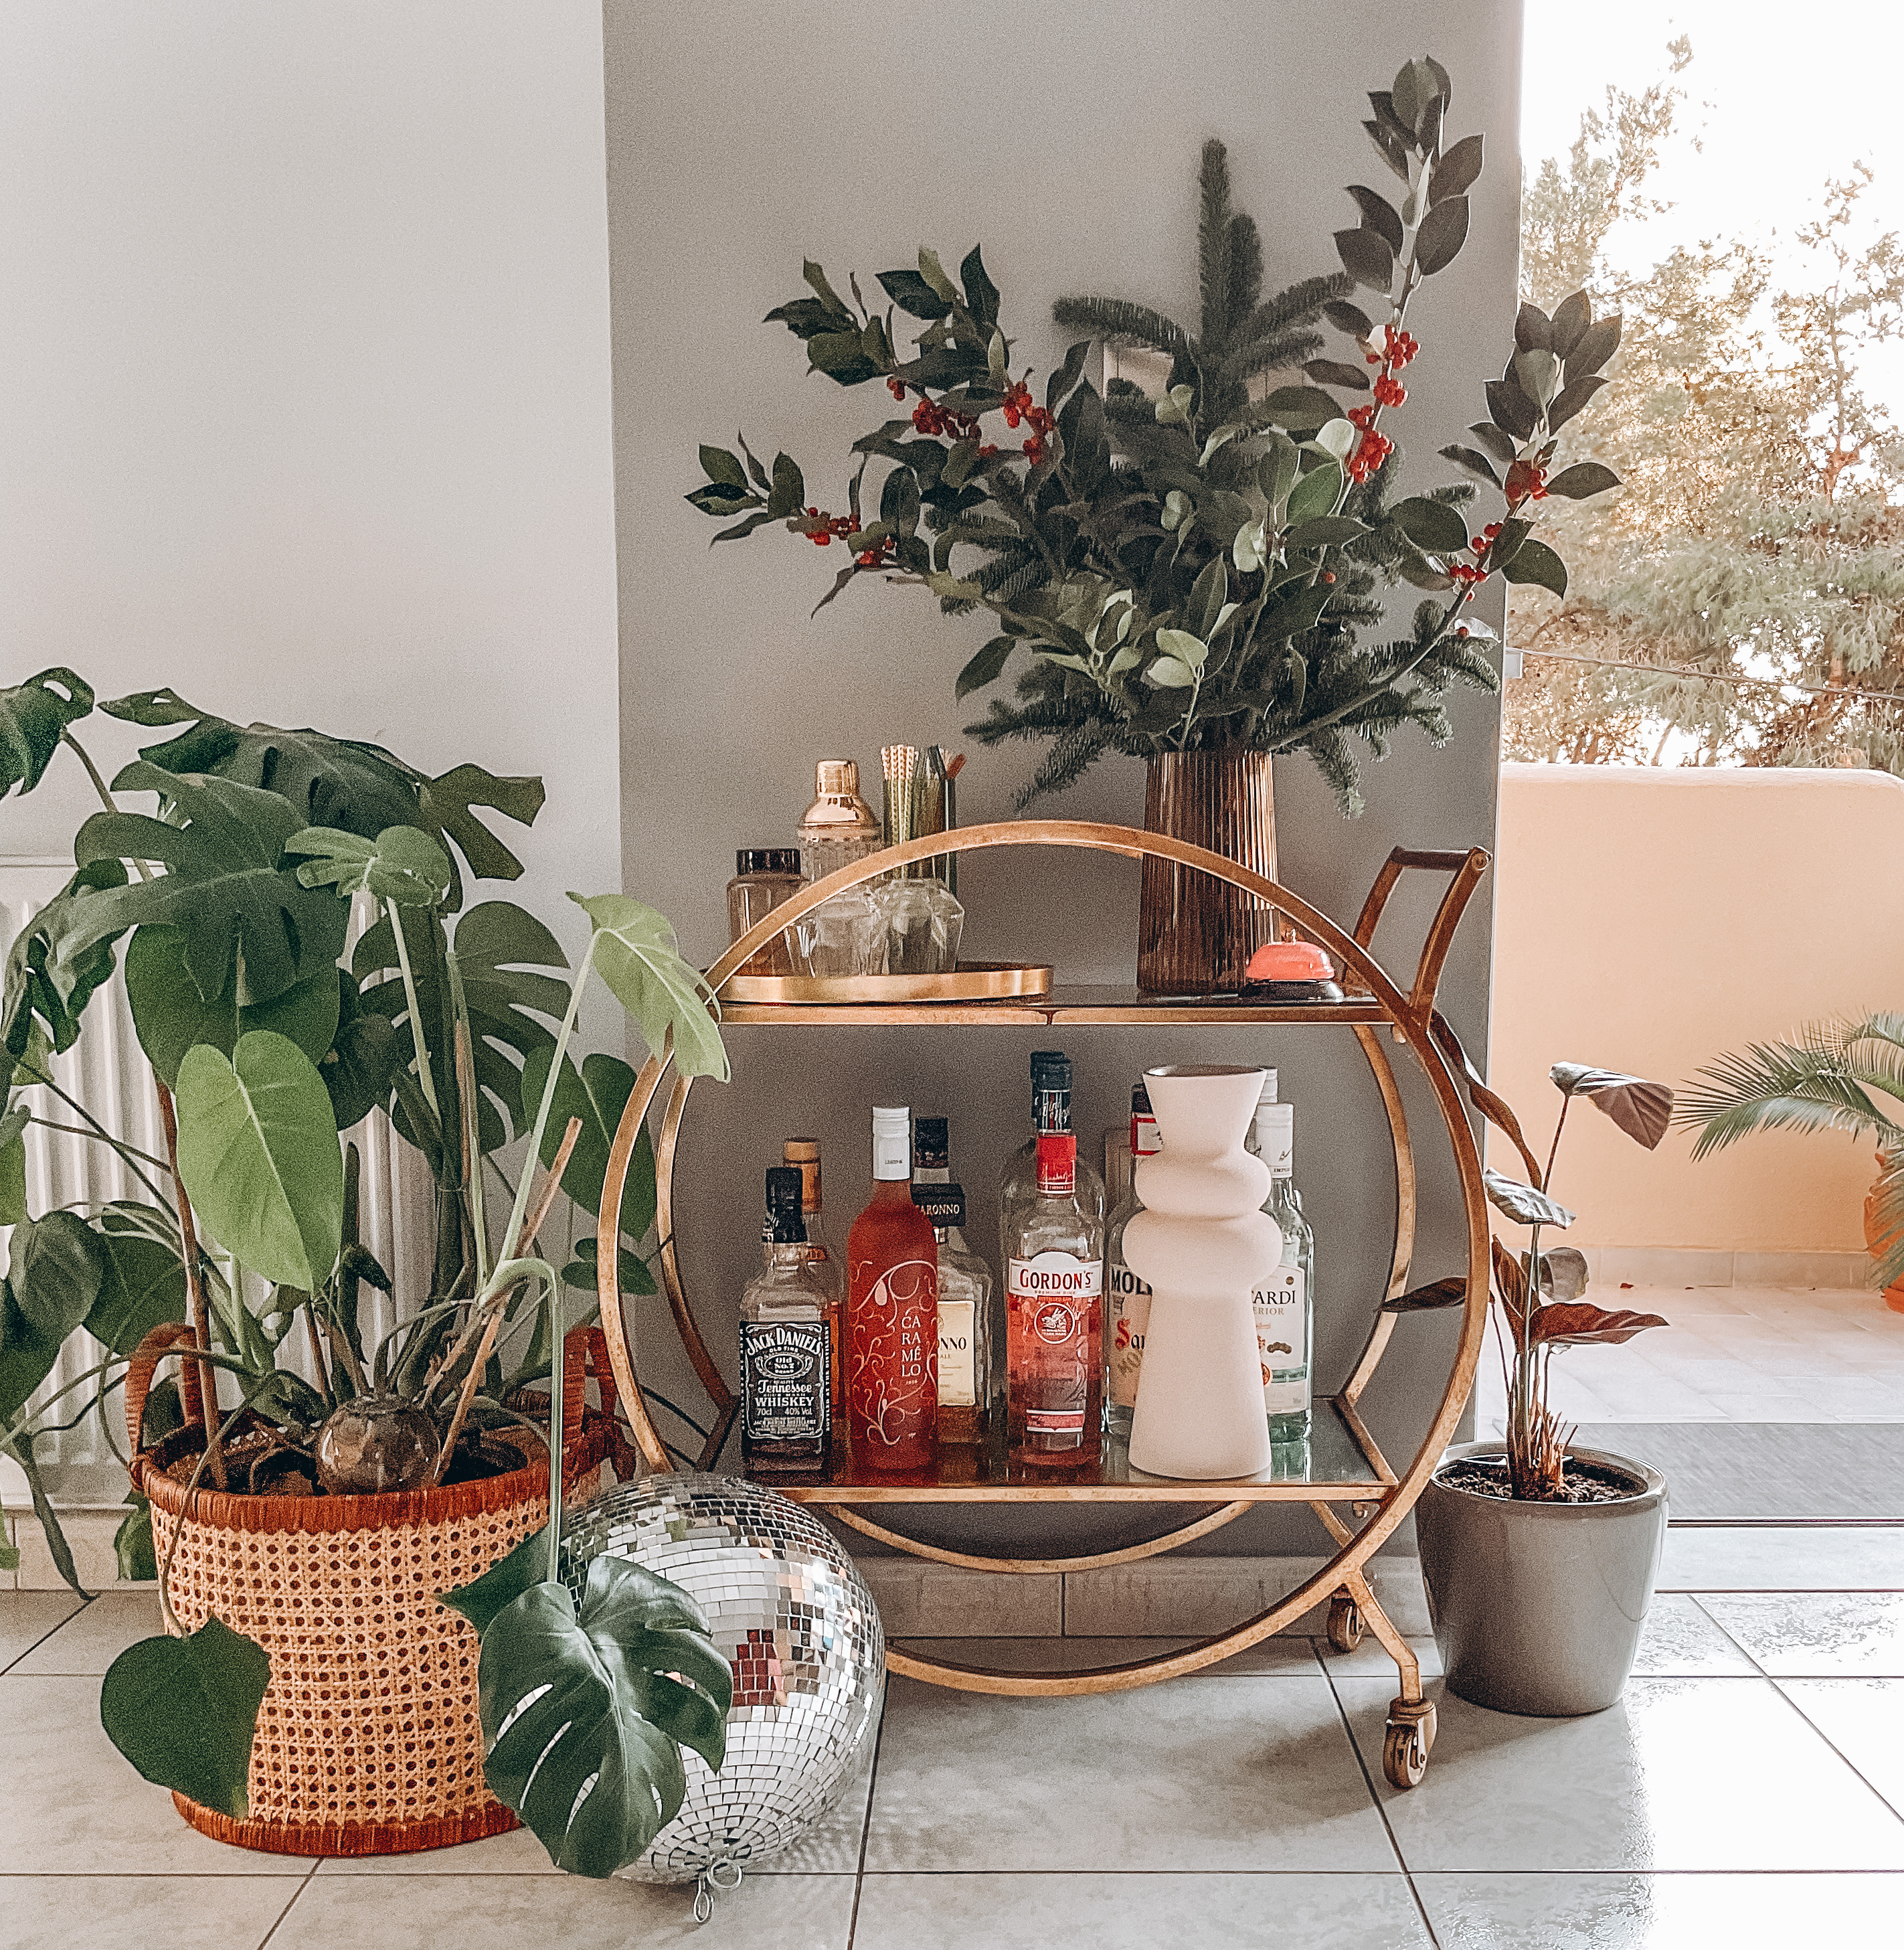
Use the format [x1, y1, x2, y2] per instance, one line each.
[740, 1165, 833, 1472]
[998, 1051, 1104, 1273]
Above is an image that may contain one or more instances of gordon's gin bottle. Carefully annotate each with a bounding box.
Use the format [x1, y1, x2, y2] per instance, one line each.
[1001, 1054, 1104, 1465]
[847, 1105, 939, 1472]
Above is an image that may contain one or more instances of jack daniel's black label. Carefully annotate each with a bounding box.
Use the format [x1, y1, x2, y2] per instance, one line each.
[740, 1319, 831, 1446]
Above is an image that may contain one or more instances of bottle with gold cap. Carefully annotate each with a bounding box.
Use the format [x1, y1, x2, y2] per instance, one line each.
[782, 1135, 845, 1416]
[792, 760, 885, 976]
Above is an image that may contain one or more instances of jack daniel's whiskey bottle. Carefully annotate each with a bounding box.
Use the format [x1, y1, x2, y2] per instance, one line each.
[740, 1166, 832, 1473]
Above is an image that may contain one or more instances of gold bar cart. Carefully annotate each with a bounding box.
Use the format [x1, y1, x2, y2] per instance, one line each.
[591, 821, 1492, 1790]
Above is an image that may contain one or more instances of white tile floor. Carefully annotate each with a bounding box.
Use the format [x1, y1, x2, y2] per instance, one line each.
[1473, 1280, 1904, 1430]
[9, 1552, 1904, 1949]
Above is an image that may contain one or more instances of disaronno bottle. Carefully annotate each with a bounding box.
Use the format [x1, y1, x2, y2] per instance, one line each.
[1251, 1101, 1314, 1440]
[740, 1167, 833, 1473]
[847, 1105, 938, 1471]
[1001, 1056, 1104, 1464]
[912, 1115, 997, 1444]
[1104, 1080, 1160, 1439]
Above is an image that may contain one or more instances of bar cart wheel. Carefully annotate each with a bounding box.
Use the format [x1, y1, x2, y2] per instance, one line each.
[1326, 1593, 1365, 1653]
[1383, 1715, 1430, 1789]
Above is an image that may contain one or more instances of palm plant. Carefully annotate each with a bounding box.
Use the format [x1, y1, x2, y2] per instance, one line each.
[1678, 1011, 1904, 1287]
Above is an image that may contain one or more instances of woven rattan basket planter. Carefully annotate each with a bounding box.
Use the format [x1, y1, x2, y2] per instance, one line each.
[127, 1328, 620, 1858]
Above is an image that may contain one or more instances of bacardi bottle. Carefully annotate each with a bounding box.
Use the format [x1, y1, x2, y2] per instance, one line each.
[1251, 1101, 1313, 1440]
[1001, 1054, 1104, 1464]
[847, 1105, 939, 1471]
[782, 1136, 845, 1416]
[740, 1166, 833, 1474]
[1104, 1080, 1160, 1440]
[912, 1115, 998, 1445]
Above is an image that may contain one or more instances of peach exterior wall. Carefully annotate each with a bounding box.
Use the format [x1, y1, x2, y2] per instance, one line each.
[1488, 763, 1904, 1252]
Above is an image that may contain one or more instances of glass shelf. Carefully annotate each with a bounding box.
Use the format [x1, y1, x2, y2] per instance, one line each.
[720, 983, 1388, 1028]
[758, 1397, 1387, 1504]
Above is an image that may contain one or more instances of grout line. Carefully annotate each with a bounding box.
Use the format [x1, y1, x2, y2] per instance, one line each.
[1316, 1657, 1440, 1950]
[843, 1693, 887, 1949]
[1761, 1679, 1904, 1832]
[0, 1591, 94, 1676]
[252, 1858, 322, 1949]
[1685, 1596, 1769, 1678]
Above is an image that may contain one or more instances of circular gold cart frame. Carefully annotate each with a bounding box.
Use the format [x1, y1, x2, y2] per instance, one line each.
[593, 821, 1491, 1788]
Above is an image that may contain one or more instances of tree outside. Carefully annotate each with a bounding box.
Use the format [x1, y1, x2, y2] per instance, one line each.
[1506, 39, 1904, 770]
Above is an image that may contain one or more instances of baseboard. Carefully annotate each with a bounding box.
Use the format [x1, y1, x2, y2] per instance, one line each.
[3, 1507, 146, 1593]
[1585, 1246, 1869, 1289]
[856, 1553, 1428, 1639]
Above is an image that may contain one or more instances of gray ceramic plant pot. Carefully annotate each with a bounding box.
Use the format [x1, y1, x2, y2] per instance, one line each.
[1415, 1440, 1668, 1716]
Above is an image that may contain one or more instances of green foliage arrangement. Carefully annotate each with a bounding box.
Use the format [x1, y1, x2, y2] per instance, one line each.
[0, 671, 731, 1872]
[687, 58, 1622, 812]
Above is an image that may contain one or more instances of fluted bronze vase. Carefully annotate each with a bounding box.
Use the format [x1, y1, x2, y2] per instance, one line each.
[1138, 747, 1277, 994]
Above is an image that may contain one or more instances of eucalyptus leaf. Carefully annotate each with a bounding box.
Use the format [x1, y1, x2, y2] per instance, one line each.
[572, 895, 729, 1082]
[956, 636, 1014, 701]
[1260, 387, 1342, 432]
[1483, 1167, 1576, 1230]
[175, 1031, 344, 1291]
[100, 1615, 270, 1817]
[1286, 458, 1343, 528]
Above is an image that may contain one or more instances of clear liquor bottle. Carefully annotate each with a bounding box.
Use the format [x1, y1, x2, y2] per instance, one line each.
[1104, 1080, 1160, 1441]
[1001, 1056, 1104, 1465]
[782, 1137, 845, 1418]
[847, 1105, 938, 1472]
[740, 1166, 833, 1474]
[912, 1115, 998, 1445]
[1251, 1100, 1313, 1441]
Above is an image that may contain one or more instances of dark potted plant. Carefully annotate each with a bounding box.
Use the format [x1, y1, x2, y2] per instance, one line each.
[684, 57, 1624, 989]
[0, 669, 732, 1868]
[1401, 1058, 1676, 1717]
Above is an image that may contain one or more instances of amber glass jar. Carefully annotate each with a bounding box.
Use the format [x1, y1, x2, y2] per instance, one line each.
[727, 848, 803, 973]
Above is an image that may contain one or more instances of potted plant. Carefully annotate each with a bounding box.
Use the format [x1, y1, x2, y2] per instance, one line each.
[1677, 1011, 1904, 1311]
[0, 668, 732, 1869]
[683, 57, 1623, 989]
[1401, 1058, 1675, 1718]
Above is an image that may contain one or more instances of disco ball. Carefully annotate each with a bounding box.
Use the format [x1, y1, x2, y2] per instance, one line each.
[561, 1472, 886, 1884]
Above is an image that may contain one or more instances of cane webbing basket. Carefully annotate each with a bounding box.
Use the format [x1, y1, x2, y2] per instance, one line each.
[128, 1328, 619, 1857]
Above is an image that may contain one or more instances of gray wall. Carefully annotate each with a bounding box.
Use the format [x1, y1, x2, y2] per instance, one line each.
[606, 0, 1519, 1554]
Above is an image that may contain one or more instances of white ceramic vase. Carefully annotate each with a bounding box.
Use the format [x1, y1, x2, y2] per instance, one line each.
[1124, 1066, 1282, 1480]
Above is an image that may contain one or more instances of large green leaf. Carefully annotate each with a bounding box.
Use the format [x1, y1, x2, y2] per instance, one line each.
[2, 860, 128, 1058]
[471, 1557, 731, 1878]
[175, 1031, 344, 1289]
[60, 764, 346, 1009]
[0, 669, 93, 800]
[123, 924, 341, 1088]
[100, 1615, 270, 1817]
[287, 824, 452, 908]
[0, 1101, 25, 1226]
[85, 1226, 189, 1356]
[572, 894, 729, 1083]
[517, 1046, 657, 1242]
[321, 973, 401, 1132]
[0, 1212, 105, 1418]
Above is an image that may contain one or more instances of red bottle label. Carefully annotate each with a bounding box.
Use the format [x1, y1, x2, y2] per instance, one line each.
[847, 1257, 938, 1456]
[1035, 1133, 1076, 1196]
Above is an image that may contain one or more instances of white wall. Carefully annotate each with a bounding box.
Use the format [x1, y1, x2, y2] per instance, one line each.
[0, 2, 623, 953]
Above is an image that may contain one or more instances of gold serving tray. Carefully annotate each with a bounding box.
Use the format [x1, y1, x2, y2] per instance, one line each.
[721, 959, 1053, 1005]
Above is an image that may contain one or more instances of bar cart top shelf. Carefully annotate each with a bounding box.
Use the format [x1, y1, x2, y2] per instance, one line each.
[721, 984, 1390, 1027]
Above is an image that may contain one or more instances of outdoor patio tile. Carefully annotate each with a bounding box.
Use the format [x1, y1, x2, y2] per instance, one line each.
[852, 1872, 1432, 1949]
[1701, 1592, 1904, 1674]
[0, 1675, 315, 1873]
[1334, 1675, 1904, 1870]
[9, 1591, 161, 1674]
[0, 1589, 84, 1670]
[1658, 1524, 1904, 1589]
[1411, 1870, 1904, 1947]
[1629, 1595, 1758, 1676]
[269, 1869, 853, 1949]
[0, 1875, 300, 1950]
[1778, 1680, 1904, 1818]
[863, 1672, 1394, 1872]
[891, 1634, 1322, 1676]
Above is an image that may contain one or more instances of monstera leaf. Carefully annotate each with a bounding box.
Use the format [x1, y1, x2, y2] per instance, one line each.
[84, 1224, 189, 1357]
[0, 1211, 105, 1418]
[517, 1046, 657, 1243]
[2, 859, 128, 1058]
[102, 691, 544, 906]
[174, 1031, 343, 1289]
[123, 924, 341, 1088]
[100, 1614, 270, 1817]
[1550, 1063, 1674, 1150]
[572, 894, 729, 1083]
[1483, 1166, 1576, 1230]
[287, 824, 453, 908]
[321, 973, 401, 1131]
[58, 764, 346, 1009]
[0, 669, 93, 799]
[442, 1531, 731, 1879]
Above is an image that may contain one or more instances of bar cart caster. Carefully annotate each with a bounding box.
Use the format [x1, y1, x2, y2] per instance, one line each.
[591, 821, 1494, 1797]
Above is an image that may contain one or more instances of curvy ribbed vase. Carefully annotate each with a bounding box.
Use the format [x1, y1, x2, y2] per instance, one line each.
[1138, 748, 1276, 994]
[1123, 1066, 1282, 1480]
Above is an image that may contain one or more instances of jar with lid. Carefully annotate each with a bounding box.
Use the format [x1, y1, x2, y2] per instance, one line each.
[791, 760, 886, 977]
[727, 849, 803, 975]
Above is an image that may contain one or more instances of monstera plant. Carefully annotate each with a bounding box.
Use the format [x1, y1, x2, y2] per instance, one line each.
[0, 668, 734, 1873]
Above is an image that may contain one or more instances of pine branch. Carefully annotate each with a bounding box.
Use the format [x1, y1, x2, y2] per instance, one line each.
[1198, 139, 1234, 349]
[1050, 296, 1193, 363]
[1238, 274, 1354, 346]
[1226, 214, 1264, 339]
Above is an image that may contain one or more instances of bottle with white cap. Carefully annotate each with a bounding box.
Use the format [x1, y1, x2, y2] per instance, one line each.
[1250, 1096, 1312, 1441]
[847, 1105, 939, 1472]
